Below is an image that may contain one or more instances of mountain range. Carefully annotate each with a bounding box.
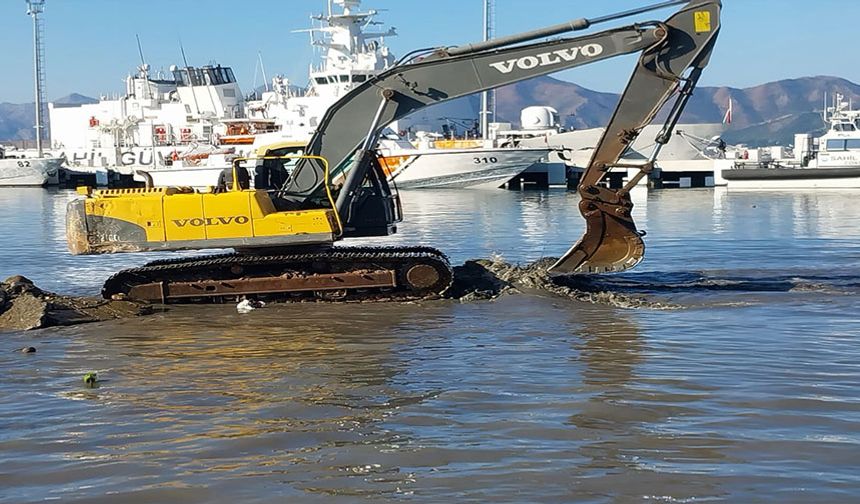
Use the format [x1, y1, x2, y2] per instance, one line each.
[2, 77, 859, 147]
[493, 75, 860, 146]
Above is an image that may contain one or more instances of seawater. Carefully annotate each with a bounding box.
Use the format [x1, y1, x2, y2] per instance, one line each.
[1, 187, 859, 503]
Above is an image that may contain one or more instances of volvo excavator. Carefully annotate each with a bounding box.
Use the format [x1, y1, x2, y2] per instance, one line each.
[65, 0, 721, 303]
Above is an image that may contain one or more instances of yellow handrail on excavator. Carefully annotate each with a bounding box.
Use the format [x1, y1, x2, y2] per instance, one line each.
[228, 155, 344, 237]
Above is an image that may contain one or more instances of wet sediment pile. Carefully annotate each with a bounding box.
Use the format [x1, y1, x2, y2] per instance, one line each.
[447, 257, 678, 309]
[1, 258, 672, 331]
[0, 276, 153, 331]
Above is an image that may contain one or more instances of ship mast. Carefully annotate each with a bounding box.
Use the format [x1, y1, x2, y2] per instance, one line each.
[26, 0, 48, 156]
[480, 0, 495, 139]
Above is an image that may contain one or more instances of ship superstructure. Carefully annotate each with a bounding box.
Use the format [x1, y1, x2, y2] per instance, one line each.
[48, 62, 245, 170]
[247, 0, 398, 140]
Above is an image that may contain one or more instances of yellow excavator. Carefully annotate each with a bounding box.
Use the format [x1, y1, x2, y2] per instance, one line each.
[66, 0, 721, 303]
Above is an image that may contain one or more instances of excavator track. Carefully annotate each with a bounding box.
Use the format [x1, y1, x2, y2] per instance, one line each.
[103, 246, 452, 304]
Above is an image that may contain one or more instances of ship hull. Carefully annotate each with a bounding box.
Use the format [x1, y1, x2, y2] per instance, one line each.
[722, 167, 860, 189]
[135, 147, 552, 190]
[0, 158, 62, 187]
[384, 148, 549, 189]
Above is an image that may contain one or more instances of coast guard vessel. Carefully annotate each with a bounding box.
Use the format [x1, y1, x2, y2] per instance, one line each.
[717, 93, 860, 188]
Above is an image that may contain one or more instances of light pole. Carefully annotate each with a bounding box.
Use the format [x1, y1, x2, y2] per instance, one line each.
[26, 0, 47, 156]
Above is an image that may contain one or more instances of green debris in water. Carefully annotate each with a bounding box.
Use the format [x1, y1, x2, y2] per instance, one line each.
[83, 372, 98, 387]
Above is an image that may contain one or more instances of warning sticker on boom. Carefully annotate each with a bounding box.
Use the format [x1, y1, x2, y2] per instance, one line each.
[694, 11, 711, 33]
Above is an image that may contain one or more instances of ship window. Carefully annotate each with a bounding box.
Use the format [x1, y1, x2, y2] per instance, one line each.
[315, 77, 327, 85]
[206, 68, 222, 85]
[340, 75, 349, 82]
[353, 75, 367, 83]
[846, 139, 860, 150]
[187, 68, 204, 86]
[173, 69, 190, 86]
[826, 139, 846, 151]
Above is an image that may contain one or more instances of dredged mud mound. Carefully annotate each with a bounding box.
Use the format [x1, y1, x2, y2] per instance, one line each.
[0, 276, 153, 331]
[0, 258, 675, 331]
[447, 258, 679, 309]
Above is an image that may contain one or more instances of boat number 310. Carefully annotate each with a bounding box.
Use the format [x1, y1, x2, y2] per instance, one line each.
[473, 157, 499, 164]
[16, 161, 31, 168]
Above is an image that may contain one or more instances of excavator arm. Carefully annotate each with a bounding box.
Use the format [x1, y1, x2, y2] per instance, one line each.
[553, 1, 721, 273]
[284, 0, 720, 273]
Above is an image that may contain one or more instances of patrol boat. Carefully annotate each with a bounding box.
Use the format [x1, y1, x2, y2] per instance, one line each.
[0, 146, 61, 186]
[717, 93, 860, 189]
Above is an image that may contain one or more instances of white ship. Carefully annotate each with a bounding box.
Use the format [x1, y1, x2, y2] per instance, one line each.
[47, 61, 247, 176]
[0, 146, 62, 186]
[379, 138, 550, 189]
[716, 93, 860, 189]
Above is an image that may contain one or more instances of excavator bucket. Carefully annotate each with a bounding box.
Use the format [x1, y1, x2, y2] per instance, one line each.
[546, 0, 721, 276]
[549, 191, 644, 274]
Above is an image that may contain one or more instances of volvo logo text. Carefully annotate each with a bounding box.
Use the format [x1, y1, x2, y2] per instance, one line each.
[172, 216, 250, 227]
[488, 44, 605, 74]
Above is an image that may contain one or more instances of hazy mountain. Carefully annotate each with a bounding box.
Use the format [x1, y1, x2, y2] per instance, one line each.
[720, 112, 827, 147]
[0, 102, 37, 141]
[2, 77, 859, 147]
[54, 93, 99, 106]
[494, 76, 620, 129]
[0, 94, 98, 141]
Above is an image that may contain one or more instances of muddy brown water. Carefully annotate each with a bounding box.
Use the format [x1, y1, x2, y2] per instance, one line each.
[1, 187, 860, 503]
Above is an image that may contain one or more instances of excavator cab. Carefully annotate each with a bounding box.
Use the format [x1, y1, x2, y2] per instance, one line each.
[253, 142, 402, 238]
[253, 144, 302, 192]
[329, 151, 402, 238]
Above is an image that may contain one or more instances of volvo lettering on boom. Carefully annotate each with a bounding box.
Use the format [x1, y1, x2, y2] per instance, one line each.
[488, 44, 605, 74]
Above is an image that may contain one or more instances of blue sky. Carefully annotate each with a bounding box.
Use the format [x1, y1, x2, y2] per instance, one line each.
[0, 0, 856, 103]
